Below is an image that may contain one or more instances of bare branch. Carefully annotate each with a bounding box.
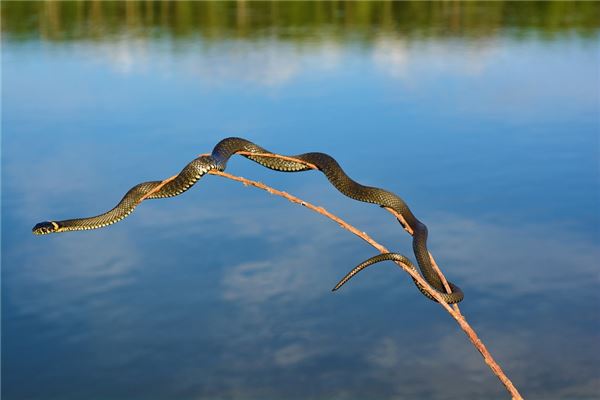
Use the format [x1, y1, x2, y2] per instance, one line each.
[139, 175, 177, 202]
[155, 151, 523, 399]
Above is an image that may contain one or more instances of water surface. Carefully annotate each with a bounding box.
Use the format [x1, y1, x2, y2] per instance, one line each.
[2, 2, 599, 399]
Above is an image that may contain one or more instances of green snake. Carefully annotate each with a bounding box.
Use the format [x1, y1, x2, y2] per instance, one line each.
[32, 137, 463, 304]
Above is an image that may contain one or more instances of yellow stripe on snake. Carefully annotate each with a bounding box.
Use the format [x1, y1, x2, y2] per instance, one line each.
[32, 137, 463, 304]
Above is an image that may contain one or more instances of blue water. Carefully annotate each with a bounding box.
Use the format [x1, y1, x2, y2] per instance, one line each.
[2, 4, 599, 400]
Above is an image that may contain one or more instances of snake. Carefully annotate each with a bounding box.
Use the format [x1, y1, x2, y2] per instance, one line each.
[32, 137, 463, 304]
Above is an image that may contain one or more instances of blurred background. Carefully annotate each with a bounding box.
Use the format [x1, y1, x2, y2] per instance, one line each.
[2, 1, 599, 399]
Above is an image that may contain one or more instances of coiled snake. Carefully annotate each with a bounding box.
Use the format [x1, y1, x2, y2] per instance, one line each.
[32, 137, 463, 304]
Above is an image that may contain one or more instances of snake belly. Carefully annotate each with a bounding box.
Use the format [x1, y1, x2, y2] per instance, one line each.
[32, 137, 463, 304]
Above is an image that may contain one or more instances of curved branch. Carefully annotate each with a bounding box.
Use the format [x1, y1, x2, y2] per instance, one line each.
[142, 151, 523, 399]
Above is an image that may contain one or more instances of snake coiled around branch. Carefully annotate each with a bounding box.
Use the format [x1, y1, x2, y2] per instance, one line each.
[32, 137, 463, 304]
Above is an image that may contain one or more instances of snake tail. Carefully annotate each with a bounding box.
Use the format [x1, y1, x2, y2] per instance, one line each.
[332, 253, 464, 304]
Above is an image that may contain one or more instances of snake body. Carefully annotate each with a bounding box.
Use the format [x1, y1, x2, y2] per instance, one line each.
[33, 137, 463, 304]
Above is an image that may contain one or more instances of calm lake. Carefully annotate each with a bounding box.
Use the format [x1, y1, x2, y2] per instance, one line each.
[2, 2, 599, 399]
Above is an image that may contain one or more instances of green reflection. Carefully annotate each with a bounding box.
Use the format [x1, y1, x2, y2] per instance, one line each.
[2, 0, 599, 43]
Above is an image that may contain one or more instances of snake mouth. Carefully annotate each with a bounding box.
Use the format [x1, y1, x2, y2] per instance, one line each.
[32, 221, 59, 235]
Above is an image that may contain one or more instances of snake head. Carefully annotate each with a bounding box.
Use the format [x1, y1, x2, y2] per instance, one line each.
[32, 221, 60, 235]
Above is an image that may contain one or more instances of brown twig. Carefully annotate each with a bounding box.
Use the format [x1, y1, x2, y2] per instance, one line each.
[155, 151, 523, 399]
[236, 151, 320, 170]
[382, 206, 463, 315]
[139, 175, 177, 202]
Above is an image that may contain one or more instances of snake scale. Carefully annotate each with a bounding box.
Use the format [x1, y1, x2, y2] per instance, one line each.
[33, 137, 463, 304]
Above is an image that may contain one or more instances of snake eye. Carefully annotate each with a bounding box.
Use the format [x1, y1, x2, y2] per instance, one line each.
[32, 221, 58, 235]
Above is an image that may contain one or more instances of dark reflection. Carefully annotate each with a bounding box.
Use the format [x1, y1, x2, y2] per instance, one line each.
[2, 0, 599, 43]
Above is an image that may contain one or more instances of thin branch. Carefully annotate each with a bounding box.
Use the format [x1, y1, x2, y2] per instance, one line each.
[207, 169, 521, 399]
[139, 175, 177, 202]
[382, 206, 462, 315]
[237, 151, 320, 170]
[170, 151, 522, 399]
